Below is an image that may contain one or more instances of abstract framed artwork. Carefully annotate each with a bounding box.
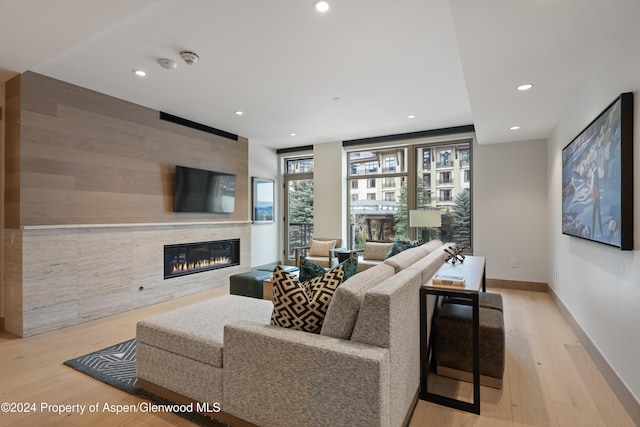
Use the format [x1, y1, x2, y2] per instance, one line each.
[561, 92, 634, 250]
[252, 177, 274, 224]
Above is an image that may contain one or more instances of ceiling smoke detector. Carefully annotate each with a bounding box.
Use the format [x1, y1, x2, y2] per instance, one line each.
[180, 51, 200, 65]
[157, 58, 177, 69]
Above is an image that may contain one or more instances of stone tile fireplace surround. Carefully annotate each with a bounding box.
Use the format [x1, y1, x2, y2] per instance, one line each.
[4, 221, 250, 337]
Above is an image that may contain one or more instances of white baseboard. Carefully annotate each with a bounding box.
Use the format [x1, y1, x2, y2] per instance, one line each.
[548, 287, 640, 426]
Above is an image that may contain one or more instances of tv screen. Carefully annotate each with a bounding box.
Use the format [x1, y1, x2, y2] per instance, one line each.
[174, 166, 236, 213]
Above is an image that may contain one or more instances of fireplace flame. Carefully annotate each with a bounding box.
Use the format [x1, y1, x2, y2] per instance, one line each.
[171, 257, 231, 274]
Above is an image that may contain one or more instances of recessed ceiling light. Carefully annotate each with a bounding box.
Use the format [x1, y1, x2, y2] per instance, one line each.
[133, 69, 147, 77]
[408, 115, 416, 119]
[235, 111, 243, 116]
[290, 133, 297, 137]
[314, 1, 330, 12]
[517, 83, 533, 91]
[510, 126, 521, 130]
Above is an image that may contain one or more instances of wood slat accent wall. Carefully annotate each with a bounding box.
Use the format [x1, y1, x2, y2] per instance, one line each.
[17, 71, 249, 226]
[4, 75, 21, 228]
[2, 72, 252, 336]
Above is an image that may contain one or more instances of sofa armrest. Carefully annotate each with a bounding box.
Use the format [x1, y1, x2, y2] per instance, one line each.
[223, 321, 390, 427]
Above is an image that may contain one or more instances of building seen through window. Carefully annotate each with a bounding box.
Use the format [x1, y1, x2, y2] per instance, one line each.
[347, 141, 471, 250]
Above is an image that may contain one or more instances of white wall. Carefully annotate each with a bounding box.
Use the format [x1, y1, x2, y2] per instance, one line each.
[547, 18, 640, 402]
[308, 135, 549, 284]
[474, 138, 548, 282]
[313, 142, 346, 242]
[249, 143, 280, 267]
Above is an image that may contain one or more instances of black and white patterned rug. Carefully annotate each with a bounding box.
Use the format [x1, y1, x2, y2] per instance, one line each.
[64, 338, 138, 393]
[64, 339, 227, 426]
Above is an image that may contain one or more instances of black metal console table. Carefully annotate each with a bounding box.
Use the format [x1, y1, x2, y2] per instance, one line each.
[420, 255, 486, 414]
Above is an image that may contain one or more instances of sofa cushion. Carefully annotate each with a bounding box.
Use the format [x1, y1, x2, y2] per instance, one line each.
[271, 264, 344, 333]
[300, 255, 358, 282]
[321, 263, 396, 340]
[383, 246, 427, 272]
[136, 295, 272, 368]
[419, 239, 444, 255]
[356, 257, 382, 272]
[363, 241, 393, 261]
[309, 239, 336, 256]
[406, 249, 448, 284]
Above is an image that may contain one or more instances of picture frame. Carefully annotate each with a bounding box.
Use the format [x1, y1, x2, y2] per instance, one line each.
[561, 92, 634, 250]
[252, 177, 274, 224]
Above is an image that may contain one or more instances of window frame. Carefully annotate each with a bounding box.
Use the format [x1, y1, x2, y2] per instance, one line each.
[346, 138, 473, 251]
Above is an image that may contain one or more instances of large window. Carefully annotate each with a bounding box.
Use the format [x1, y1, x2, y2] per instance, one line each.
[347, 148, 407, 248]
[348, 141, 472, 250]
[417, 141, 471, 248]
[284, 157, 314, 261]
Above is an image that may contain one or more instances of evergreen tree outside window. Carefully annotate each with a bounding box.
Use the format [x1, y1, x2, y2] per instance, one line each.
[347, 149, 407, 248]
[347, 141, 471, 250]
[285, 158, 314, 260]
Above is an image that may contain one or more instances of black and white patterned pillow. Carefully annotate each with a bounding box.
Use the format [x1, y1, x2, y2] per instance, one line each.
[270, 264, 345, 333]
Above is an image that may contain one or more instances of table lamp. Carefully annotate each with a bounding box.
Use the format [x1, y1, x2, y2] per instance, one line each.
[409, 209, 441, 241]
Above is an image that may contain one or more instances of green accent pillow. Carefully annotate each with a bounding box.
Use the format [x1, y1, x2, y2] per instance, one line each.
[385, 238, 420, 259]
[299, 256, 327, 282]
[339, 254, 359, 281]
[299, 255, 358, 282]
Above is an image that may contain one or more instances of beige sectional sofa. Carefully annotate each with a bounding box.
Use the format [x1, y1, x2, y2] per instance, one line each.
[357, 240, 395, 271]
[136, 240, 451, 427]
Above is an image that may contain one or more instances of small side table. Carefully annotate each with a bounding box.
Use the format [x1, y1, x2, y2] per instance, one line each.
[332, 248, 358, 264]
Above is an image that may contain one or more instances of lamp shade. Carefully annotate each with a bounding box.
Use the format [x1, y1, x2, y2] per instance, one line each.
[409, 209, 441, 227]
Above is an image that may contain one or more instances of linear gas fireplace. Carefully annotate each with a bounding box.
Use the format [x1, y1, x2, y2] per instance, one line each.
[164, 239, 240, 279]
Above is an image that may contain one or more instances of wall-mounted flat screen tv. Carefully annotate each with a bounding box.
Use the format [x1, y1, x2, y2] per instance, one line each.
[174, 166, 236, 213]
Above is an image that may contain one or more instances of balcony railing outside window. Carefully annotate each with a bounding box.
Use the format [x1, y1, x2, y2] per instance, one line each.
[288, 222, 314, 259]
[436, 160, 454, 168]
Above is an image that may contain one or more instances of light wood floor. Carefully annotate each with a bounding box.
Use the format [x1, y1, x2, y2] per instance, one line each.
[0, 287, 636, 426]
[411, 288, 636, 427]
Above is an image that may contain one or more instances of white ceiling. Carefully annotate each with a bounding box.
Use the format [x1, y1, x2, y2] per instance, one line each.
[1, 0, 639, 149]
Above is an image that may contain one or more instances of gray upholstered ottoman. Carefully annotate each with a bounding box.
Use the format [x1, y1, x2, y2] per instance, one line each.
[444, 291, 504, 312]
[434, 302, 505, 389]
[230, 265, 299, 299]
[229, 270, 272, 298]
[136, 295, 273, 404]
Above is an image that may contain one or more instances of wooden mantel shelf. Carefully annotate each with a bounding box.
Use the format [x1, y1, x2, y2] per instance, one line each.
[21, 220, 252, 231]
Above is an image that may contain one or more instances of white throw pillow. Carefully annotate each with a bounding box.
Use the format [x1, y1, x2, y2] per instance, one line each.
[363, 241, 393, 261]
[309, 239, 336, 257]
